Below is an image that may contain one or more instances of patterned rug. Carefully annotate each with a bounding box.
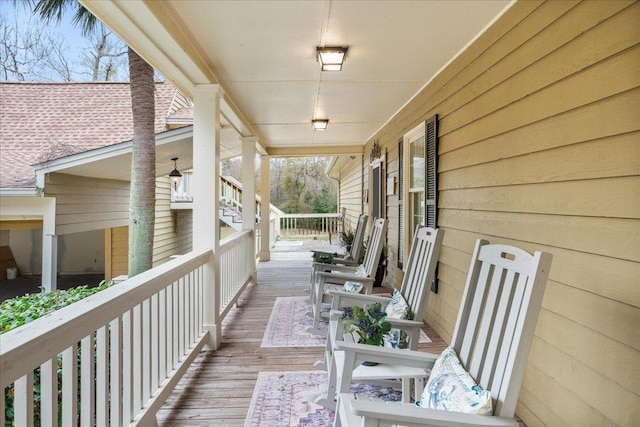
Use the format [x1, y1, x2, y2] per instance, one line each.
[261, 296, 431, 348]
[244, 371, 403, 427]
[261, 296, 328, 347]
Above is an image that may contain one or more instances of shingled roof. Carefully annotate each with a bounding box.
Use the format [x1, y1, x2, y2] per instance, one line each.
[0, 81, 181, 188]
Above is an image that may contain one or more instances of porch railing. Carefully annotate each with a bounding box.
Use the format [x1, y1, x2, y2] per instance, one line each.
[279, 213, 341, 240]
[1, 231, 255, 426]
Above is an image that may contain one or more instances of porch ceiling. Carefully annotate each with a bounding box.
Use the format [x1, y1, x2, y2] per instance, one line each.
[80, 0, 512, 157]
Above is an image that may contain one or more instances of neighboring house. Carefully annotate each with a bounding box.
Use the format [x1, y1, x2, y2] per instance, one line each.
[0, 82, 194, 288]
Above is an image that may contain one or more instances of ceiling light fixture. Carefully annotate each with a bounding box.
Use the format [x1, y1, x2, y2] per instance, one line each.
[169, 157, 182, 191]
[312, 119, 329, 131]
[316, 46, 348, 71]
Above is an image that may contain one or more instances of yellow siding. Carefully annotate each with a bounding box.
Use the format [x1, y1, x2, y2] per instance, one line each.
[105, 226, 128, 281]
[338, 156, 364, 230]
[345, 1, 640, 425]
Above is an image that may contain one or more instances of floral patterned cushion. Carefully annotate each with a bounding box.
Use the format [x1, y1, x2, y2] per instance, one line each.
[418, 347, 493, 415]
[383, 289, 410, 349]
[354, 264, 367, 277]
[385, 289, 410, 319]
[343, 281, 364, 293]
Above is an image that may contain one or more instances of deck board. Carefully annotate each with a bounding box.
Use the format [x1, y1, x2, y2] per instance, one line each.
[157, 256, 448, 426]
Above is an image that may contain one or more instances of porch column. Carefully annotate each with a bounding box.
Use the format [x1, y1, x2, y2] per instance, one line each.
[259, 155, 271, 261]
[41, 199, 57, 292]
[192, 84, 222, 350]
[241, 137, 258, 281]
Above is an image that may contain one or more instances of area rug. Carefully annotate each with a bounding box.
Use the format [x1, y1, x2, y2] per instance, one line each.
[261, 296, 431, 348]
[244, 371, 403, 427]
[261, 296, 329, 347]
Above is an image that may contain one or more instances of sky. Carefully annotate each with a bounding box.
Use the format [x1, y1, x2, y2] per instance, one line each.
[2, 0, 88, 56]
[1, 0, 129, 81]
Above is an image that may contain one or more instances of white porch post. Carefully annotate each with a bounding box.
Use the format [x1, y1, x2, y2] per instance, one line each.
[259, 155, 271, 261]
[241, 137, 258, 281]
[192, 84, 222, 350]
[41, 199, 57, 292]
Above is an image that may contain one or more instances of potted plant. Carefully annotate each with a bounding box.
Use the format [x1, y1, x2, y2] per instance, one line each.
[342, 303, 391, 346]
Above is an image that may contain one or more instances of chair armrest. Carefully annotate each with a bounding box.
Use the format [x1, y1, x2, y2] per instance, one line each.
[314, 264, 357, 274]
[333, 340, 439, 369]
[344, 396, 519, 427]
[327, 291, 392, 310]
[317, 271, 373, 284]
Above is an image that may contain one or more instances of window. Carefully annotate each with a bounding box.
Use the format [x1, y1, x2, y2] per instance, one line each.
[398, 114, 439, 289]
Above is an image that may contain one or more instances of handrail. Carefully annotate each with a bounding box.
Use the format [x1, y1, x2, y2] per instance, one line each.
[1, 229, 256, 426]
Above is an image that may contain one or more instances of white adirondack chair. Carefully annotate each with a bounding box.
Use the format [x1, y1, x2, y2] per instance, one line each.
[332, 239, 553, 427]
[309, 213, 368, 290]
[315, 226, 443, 409]
[306, 218, 388, 336]
[313, 213, 368, 267]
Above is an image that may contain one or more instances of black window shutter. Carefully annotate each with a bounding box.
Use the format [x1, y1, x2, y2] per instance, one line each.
[397, 137, 404, 269]
[425, 114, 439, 292]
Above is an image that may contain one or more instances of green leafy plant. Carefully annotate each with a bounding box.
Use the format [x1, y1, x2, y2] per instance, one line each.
[1, 282, 109, 426]
[339, 228, 355, 252]
[313, 252, 335, 264]
[0, 283, 109, 334]
[342, 303, 391, 346]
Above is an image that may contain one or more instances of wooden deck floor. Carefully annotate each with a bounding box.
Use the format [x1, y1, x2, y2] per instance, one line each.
[157, 253, 448, 426]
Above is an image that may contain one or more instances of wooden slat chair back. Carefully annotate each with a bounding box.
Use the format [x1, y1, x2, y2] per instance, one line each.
[450, 240, 553, 417]
[313, 226, 443, 409]
[306, 218, 388, 336]
[333, 239, 553, 426]
[348, 213, 368, 261]
[309, 214, 368, 288]
[399, 226, 443, 328]
[360, 217, 387, 278]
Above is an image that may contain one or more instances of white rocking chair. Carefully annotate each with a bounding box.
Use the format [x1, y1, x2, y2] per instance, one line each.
[309, 213, 368, 293]
[332, 239, 553, 427]
[315, 226, 443, 409]
[312, 213, 368, 268]
[306, 218, 388, 336]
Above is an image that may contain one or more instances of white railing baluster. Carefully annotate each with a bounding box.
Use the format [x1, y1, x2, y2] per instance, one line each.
[62, 345, 78, 427]
[190, 271, 195, 345]
[14, 373, 33, 427]
[1, 242, 253, 427]
[80, 334, 95, 426]
[96, 326, 109, 426]
[172, 281, 179, 367]
[179, 277, 185, 357]
[109, 317, 121, 426]
[151, 294, 159, 393]
[132, 304, 142, 416]
[159, 289, 167, 382]
[40, 357, 58, 426]
[142, 299, 151, 405]
[122, 311, 133, 425]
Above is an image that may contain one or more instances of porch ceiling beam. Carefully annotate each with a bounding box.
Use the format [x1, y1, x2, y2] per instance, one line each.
[266, 145, 363, 157]
[80, 0, 267, 154]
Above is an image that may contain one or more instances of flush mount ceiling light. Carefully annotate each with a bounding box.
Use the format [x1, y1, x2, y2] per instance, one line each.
[312, 119, 329, 130]
[316, 46, 348, 71]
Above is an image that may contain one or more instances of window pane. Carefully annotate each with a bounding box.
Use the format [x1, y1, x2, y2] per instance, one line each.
[410, 135, 425, 188]
[410, 191, 424, 234]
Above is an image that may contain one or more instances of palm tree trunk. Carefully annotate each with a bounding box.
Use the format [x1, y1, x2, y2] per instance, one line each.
[127, 47, 155, 277]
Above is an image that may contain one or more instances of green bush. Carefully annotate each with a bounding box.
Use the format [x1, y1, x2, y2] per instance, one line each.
[1, 283, 109, 425]
[0, 284, 108, 334]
